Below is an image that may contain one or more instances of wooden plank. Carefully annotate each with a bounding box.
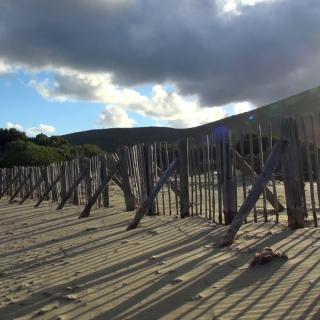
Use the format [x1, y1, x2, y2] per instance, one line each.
[249, 131, 258, 222]
[158, 142, 166, 215]
[196, 145, 203, 215]
[215, 138, 223, 224]
[191, 142, 198, 216]
[203, 142, 208, 218]
[220, 140, 287, 247]
[206, 135, 212, 220]
[269, 124, 280, 222]
[310, 115, 320, 211]
[301, 116, 318, 227]
[153, 142, 160, 215]
[60, 162, 67, 203]
[100, 154, 110, 208]
[79, 161, 121, 218]
[165, 142, 172, 215]
[258, 125, 268, 222]
[127, 158, 178, 230]
[282, 117, 306, 229]
[119, 146, 136, 211]
[178, 139, 190, 218]
[221, 131, 237, 225]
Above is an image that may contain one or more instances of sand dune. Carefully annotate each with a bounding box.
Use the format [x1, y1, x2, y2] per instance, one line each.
[0, 189, 319, 320]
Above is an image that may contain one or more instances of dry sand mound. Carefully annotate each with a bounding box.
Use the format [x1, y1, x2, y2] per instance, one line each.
[0, 196, 319, 320]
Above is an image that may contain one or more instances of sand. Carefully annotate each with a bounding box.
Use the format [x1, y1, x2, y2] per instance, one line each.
[0, 188, 319, 320]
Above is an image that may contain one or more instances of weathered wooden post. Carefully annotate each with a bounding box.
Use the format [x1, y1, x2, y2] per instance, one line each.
[281, 117, 306, 229]
[43, 167, 50, 201]
[119, 146, 136, 211]
[60, 162, 67, 203]
[127, 157, 179, 229]
[220, 140, 287, 247]
[221, 131, 237, 225]
[79, 160, 120, 218]
[73, 160, 80, 205]
[100, 154, 110, 208]
[80, 158, 91, 204]
[0, 169, 3, 196]
[178, 139, 190, 218]
[143, 144, 156, 215]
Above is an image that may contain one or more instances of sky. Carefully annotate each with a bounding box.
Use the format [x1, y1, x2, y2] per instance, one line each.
[0, 0, 319, 136]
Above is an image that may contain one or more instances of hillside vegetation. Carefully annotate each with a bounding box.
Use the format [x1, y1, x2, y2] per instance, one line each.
[63, 86, 320, 151]
[0, 129, 102, 168]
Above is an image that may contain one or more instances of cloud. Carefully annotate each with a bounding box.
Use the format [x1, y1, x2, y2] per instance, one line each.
[26, 124, 56, 136]
[99, 106, 136, 128]
[5, 122, 23, 130]
[0, 60, 14, 75]
[29, 69, 228, 128]
[233, 101, 255, 114]
[220, 0, 278, 15]
[0, 0, 319, 107]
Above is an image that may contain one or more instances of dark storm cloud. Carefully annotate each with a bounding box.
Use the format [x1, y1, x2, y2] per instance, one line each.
[0, 0, 319, 106]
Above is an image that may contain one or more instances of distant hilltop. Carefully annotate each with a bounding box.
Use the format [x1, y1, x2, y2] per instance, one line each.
[63, 86, 320, 152]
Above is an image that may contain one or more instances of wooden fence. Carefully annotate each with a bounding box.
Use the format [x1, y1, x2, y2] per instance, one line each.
[1, 115, 319, 241]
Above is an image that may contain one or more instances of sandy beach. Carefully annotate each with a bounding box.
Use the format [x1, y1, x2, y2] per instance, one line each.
[0, 186, 319, 320]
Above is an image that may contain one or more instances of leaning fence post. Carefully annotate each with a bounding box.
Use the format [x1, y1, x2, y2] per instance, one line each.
[119, 146, 136, 211]
[281, 117, 306, 229]
[178, 139, 190, 218]
[220, 139, 287, 247]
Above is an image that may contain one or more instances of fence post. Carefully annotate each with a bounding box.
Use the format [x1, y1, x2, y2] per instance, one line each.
[143, 144, 156, 215]
[221, 132, 237, 225]
[60, 162, 67, 203]
[281, 117, 305, 229]
[119, 146, 136, 211]
[100, 154, 110, 208]
[178, 139, 190, 218]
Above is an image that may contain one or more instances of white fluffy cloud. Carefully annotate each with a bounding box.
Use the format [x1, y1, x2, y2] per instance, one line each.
[99, 106, 136, 128]
[29, 69, 228, 128]
[221, 0, 278, 14]
[233, 101, 255, 114]
[0, 60, 13, 75]
[5, 122, 23, 130]
[26, 124, 56, 136]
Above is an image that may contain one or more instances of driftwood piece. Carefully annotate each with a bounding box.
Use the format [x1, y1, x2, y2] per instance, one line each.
[79, 161, 121, 218]
[249, 247, 288, 268]
[235, 151, 285, 212]
[220, 140, 287, 247]
[127, 158, 178, 230]
[56, 167, 89, 210]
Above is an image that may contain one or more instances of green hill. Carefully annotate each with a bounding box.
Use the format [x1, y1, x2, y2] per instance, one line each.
[63, 85, 320, 151]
